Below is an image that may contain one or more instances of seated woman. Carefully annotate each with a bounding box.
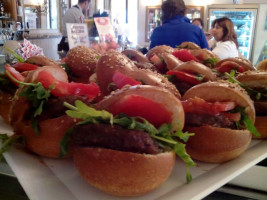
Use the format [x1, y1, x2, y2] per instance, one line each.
[211, 17, 239, 60]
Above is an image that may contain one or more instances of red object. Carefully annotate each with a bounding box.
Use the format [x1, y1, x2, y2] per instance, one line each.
[182, 97, 236, 115]
[172, 49, 199, 62]
[109, 94, 172, 127]
[12, 63, 39, 72]
[37, 70, 100, 101]
[216, 61, 245, 73]
[167, 70, 202, 85]
[5, 64, 25, 85]
[112, 70, 141, 89]
[221, 112, 241, 122]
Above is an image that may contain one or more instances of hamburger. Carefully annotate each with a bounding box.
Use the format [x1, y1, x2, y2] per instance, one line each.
[166, 60, 217, 95]
[235, 70, 267, 138]
[181, 81, 258, 163]
[96, 50, 181, 98]
[8, 65, 100, 158]
[62, 85, 195, 196]
[214, 57, 256, 77]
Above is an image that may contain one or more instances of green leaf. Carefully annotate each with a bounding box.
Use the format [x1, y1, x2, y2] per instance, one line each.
[3, 46, 25, 63]
[0, 134, 21, 161]
[242, 113, 261, 137]
[203, 57, 220, 67]
[31, 118, 40, 135]
[59, 127, 73, 158]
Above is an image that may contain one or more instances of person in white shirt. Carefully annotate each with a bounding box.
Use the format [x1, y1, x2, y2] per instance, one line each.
[210, 17, 239, 60]
[58, 0, 90, 52]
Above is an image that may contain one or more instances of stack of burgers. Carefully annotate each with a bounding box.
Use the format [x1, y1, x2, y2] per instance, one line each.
[0, 42, 265, 197]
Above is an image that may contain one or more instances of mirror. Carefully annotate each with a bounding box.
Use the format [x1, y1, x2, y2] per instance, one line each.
[23, 0, 59, 30]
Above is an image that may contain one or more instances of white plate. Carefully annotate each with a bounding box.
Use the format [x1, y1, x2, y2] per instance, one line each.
[1, 117, 267, 200]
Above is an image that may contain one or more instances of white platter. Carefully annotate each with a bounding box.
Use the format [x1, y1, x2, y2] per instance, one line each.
[1, 117, 267, 200]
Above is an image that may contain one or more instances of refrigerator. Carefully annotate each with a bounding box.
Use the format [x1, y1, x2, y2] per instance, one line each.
[207, 4, 258, 61]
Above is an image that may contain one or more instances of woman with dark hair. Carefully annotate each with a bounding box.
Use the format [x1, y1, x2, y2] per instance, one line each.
[211, 17, 239, 59]
[192, 18, 204, 30]
[149, 0, 209, 49]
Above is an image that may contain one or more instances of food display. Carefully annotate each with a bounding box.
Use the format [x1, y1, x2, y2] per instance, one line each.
[0, 41, 266, 198]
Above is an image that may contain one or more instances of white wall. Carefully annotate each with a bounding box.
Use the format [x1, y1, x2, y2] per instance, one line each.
[251, 4, 267, 64]
[137, 0, 247, 46]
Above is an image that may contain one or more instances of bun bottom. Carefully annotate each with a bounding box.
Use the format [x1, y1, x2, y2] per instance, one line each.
[185, 126, 252, 163]
[73, 147, 175, 196]
[254, 116, 267, 139]
[13, 115, 76, 158]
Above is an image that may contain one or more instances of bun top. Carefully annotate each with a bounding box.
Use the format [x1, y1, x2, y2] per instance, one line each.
[179, 42, 201, 50]
[182, 81, 255, 122]
[96, 85, 184, 131]
[146, 45, 174, 60]
[215, 57, 255, 71]
[66, 46, 101, 77]
[26, 55, 59, 67]
[121, 49, 149, 63]
[236, 70, 267, 88]
[256, 59, 267, 71]
[173, 60, 216, 81]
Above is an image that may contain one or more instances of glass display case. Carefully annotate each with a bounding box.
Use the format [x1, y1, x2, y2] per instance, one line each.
[145, 5, 204, 42]
[145, 6, 162, 42]
[208, 5, 258, 60]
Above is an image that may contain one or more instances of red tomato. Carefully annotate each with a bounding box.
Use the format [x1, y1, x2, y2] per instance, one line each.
[166, 70, 202, 85]
[182, 97, 236, 115]
[12, 63, 39, 72]
[112, 70, 141, 89]
[109, 94, 172, 127]
[5, 64, 25, 85]
[216, 61, 245, 73]
[37, 70, 100, 101]
[172, 49, 199, 62]
[221, 112, 241, 122]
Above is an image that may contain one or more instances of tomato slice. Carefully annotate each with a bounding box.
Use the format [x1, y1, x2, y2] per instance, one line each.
[5, 64, 25, 85]
[215, 61, 245, 73]
[109, 94, 172, 127]
[167, 70, 202, 85]
[112, 70, 141, 89]
[221, 112, 241, 122]
[182, 97, 236, 115]
[37, 70, 100, 100]
[172, 49, 199, 62]
[12, 63, 39, 72]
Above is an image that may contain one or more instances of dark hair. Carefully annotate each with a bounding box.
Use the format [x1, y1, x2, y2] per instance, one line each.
[161, 0, 186, 22]
[192, 18, 203, 27]
[212, 17, 238, 48]
[78, 0, 90, 3]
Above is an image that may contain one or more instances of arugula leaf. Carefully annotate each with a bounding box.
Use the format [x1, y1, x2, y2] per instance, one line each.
[3, 46, 25, 63]
[232, 106, 261, 137]
[203, 57, 220, 67]
[59, 127, 73, 158]
[0, 134, 21, 161]
[63, 100, 196, 183]
[196, 74, 204, 82]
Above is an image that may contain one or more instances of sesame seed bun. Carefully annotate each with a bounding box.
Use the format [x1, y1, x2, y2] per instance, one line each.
[66, 46, 101, 78]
